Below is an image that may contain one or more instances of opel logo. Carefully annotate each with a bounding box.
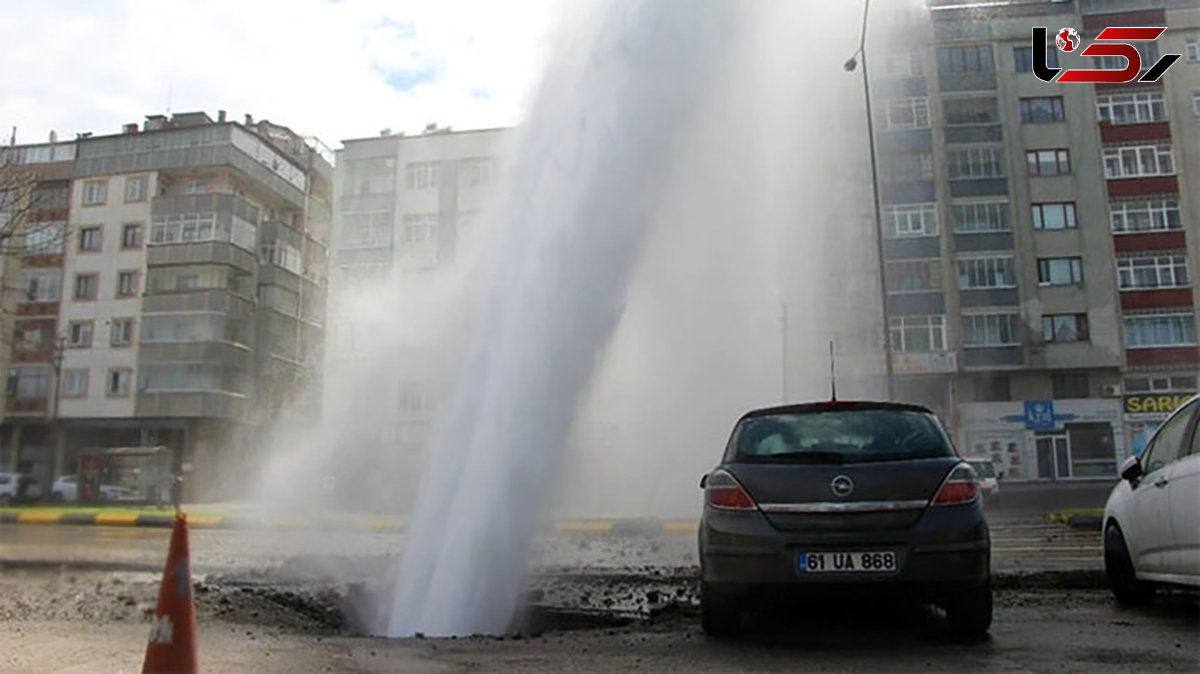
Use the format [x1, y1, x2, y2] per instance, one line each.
[830, 475, 854, 498]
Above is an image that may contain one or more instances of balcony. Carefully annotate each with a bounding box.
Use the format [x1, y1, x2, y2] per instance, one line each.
[16, 301, 60, 317]
[5, 396, 48, 416]
[1127, 346, 1200, 368]
[1120, 288, 1194, 312]
[1099, 122, 1171, 144]
[137, 341, 252, 369]
[1112, 230, 1187, 254]
[1107, 176, 1179, 198]
[136, 390, 249, 421]
[141, 288, 255, 320]
[146, 241, 257, 274]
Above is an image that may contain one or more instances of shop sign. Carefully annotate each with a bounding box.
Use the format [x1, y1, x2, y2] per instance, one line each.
[1123, 393, 1195, 415]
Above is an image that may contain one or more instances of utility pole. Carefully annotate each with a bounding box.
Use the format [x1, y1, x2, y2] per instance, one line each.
[844, 0, 896, 400]
[49, 335, 66, 480]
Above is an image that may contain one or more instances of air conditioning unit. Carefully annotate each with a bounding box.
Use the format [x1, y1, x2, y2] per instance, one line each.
[1100, 384, 1122, 398]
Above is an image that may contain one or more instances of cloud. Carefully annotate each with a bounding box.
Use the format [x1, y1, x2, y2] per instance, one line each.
[0, 0, 562, 147]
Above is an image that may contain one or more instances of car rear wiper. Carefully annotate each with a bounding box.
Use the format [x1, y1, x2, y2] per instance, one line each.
[740, 451, 846, 464]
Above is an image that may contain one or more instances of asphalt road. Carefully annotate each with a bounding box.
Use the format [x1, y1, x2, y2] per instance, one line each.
[2, 583, 1196, 673]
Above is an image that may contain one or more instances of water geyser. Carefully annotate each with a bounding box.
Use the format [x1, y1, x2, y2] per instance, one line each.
[383, 0, 743, 637]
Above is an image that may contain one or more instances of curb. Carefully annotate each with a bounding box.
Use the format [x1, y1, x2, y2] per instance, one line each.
[1043, 511, 1105, 530]
[0, 511, 704, 535]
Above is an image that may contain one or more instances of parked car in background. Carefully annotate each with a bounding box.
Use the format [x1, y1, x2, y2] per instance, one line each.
[698, 400, 991, 639]
[0, 472, 43, 505]
[51, 474, 79, 503]
[966, 459, 999, 497]
[51, 474, 139, 504]
[1103, 394, 1199, 605]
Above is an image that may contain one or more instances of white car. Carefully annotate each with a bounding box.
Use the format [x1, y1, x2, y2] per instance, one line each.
[1103, 394, 1200, 604]
[967, 459, 999, 496]
[51, 474, 79, 503]
[0, 472, 42, 505]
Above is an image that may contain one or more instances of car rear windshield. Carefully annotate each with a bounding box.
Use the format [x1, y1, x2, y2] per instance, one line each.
[732, 409, 954, 464]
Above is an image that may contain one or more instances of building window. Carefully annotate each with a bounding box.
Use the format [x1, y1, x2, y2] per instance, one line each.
[1037, 257, 1084, 286]
[883, 203, 938, 237]
[1051, 373, 1090, 400]
[67, 320, 94, 348]
[185, 180, 208, 195]
[880, 152, 934, 183]
[121, 223, 142, 249]
[24, 222, 65, 254]
[882, 51, 923, 78]
[1187, 39, 1199, 62]
[937, 44, 995, 73]
[881, 97, 930, 130]
[889, 315, 946, 352]
[1031, 202, 1077, 230]
[125, 176, 146, 203]
[1124, 375, 1197, 393]
[78, 225, 102, 252]
[886, 259, 942, 293]
[962, 313, 1019, 347]
[73, 273, 98, 300]
[116, 271, 139, 298]
[82, 180, 107, 205]
[1102, 144, 1175, 179]
[974, 375, 1011, 402]
[6, 366, 49, 399]
[957, 256, 1016, 289]
[1110, 198, 1181, 233]
[952, 199, 1010, 233]
[17, 269, 60, 303]
[106, 368, 132, 397]
[341, 210, 393, 249]
[458, 157, 497, 187]
[1043, 314, 1089, 343]
[1096, 91, 1167, 124]
[61, 369, 88, 398]
[947, 146, 1004, 179]
[149, 213, 219, 245]
[1193, 92, 1200, 116]
[111, 318, 134, 347]
[1026, 149, 1070, 176]
[942, 97, 1000, 125]
[403, 213, 439, 243]
[1014, 45, 1059, 72]
[1092, 41, 1158, 71]
[1020, 97, 1065, 123]
[1124, 312, 1197, 348]
[345, 157, 397, 196]
[1117, 255, 1190, 290]
[405, 162, 439, 190]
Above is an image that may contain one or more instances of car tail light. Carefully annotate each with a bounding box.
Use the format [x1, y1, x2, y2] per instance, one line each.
[705, 469, 757, 511]
[931, 463, 979, 506]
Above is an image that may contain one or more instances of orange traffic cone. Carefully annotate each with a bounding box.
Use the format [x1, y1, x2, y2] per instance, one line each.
[141, 512, 198, 674]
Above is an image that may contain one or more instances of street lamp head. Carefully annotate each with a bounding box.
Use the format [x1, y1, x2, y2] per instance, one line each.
[843, 56, 858, 72]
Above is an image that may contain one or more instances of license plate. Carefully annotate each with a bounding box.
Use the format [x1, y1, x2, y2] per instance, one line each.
[797, 550, 898, 574]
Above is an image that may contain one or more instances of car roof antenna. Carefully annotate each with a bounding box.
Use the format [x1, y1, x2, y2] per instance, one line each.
[829, 340, 837, 402]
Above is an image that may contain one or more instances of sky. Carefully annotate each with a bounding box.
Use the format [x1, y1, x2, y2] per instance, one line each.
[0, 0, 562, 149]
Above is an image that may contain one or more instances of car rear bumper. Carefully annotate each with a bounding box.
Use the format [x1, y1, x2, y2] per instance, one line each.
[700, 502, 990, 596]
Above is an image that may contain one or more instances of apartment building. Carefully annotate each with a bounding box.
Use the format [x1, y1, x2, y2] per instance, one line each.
[870, 0, 1199, 481]
[327, 126, 506, 481]
[1, 112, 332, 499]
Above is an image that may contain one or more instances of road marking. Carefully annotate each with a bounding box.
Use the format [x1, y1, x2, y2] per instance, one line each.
[16, 512, 62, 525]
[95, 512, 139, 526]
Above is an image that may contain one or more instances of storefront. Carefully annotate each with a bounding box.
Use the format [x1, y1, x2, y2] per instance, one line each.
[958, 399, 1125, 482]
[1123, 391, 1196, 458]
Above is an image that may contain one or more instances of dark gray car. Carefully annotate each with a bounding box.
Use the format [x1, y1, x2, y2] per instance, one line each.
[698, 400, 991, 638]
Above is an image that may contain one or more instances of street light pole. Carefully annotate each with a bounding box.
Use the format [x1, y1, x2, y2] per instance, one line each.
[844, 0, 896, 400]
